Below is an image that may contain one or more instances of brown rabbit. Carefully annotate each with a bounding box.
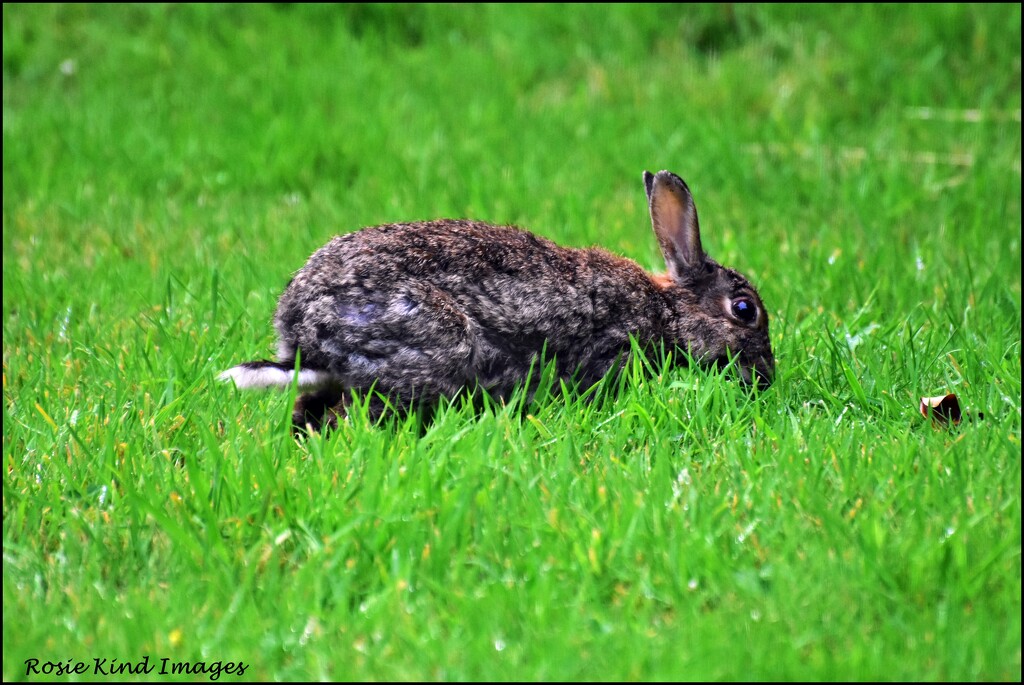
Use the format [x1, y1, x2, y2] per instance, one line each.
[220, 170, 774, 430]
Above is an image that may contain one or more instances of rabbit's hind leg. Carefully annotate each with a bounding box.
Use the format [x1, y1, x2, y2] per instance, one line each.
[293, 387, 409, 433]
[292, 387, 346, 434]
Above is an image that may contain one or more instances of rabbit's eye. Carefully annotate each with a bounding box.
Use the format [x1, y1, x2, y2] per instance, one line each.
[730, 297, 758, 324]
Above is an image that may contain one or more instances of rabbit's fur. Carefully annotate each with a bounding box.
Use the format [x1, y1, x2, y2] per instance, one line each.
[221, 170, 774, 430]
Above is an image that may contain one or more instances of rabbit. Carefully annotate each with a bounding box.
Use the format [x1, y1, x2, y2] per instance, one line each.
[220, 170, 774, 430]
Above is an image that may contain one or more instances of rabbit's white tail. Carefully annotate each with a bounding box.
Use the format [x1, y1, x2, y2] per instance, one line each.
[218, 361, 335, 390]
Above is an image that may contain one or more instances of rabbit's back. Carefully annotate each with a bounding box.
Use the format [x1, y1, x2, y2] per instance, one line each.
[274, 220, 664, 399]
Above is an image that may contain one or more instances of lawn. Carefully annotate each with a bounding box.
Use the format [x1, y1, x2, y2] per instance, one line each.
[3, 4, 1021, 681]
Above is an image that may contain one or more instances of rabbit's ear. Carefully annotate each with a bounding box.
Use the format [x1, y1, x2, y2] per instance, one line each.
[644, 170, 705, 280]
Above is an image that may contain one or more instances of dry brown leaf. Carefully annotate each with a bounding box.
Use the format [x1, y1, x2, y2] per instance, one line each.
[919, 393, 973, 425]
[920, 393, 962, 424]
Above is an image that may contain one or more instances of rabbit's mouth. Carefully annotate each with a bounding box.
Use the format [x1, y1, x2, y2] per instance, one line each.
[735, 355, 774, 388]
[751, 356, 775, 388]
[704, 354, 773, 388]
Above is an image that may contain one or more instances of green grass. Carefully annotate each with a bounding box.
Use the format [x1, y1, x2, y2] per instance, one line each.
[3, 3, 1021, 681]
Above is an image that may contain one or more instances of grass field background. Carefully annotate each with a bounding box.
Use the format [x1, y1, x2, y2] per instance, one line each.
[3, 4, 1021, 680]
